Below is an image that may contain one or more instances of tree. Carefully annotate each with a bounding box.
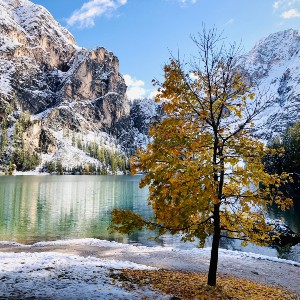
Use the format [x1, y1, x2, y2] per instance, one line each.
[283, 120, 300, 173]
[0, 107, 9, 157]
[110, 28, 292, 286]
[0, 125, 8, 156]
[57, 160, 63, 175]
[264, 135, 284, 175]
[265, 120, 300, 174]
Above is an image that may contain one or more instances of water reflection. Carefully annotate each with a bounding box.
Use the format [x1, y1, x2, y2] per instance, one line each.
[0, 175, 299, 262]
[0, 175, 152, 244]
[268, 203, 300, 234]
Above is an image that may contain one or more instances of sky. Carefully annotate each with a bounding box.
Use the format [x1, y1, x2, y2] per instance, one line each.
[31, 0, 300, 99]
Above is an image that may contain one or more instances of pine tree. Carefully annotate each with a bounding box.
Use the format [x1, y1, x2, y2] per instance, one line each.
[0, 109, 9, 157]
[264, 136, 284, 174]
[97, 147, 105, 163]
[283, 121, 300, 173]
[57, 161, 63, 175]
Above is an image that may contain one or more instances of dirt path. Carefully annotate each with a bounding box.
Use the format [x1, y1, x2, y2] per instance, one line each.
[0, 243, 299, 295]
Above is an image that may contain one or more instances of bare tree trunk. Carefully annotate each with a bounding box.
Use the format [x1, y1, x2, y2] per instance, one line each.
[207, 204, 220, 286]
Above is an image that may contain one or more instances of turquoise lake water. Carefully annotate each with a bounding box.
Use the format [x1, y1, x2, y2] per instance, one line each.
[0, 175, 299, 261]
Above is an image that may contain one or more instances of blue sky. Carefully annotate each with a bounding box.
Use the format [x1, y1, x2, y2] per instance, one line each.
[31, 0, 300, 99]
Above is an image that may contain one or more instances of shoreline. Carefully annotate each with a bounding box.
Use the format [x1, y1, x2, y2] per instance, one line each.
[0, 238, 299, 295]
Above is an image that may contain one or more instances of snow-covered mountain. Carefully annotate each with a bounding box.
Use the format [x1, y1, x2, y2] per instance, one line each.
[241, 29, 300, 140]
[0, 0, 300, 173]
[0, 0, 160, 173]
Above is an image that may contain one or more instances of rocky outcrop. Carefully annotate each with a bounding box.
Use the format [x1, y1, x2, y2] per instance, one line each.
[0, 0, 129, 127]
[39, 128, 57, 153]
[116, 99, 163, 155]
[22, 119, 42, 152]
[0, 0, 77, 111]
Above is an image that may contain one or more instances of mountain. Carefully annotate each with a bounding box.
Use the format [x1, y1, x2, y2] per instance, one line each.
[0, 0, 160, 174]
[0, 0, 300, 173]
[241, 29, 300, 140]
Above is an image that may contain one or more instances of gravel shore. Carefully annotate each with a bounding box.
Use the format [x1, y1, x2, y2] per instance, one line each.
[0, 240, 299, 295]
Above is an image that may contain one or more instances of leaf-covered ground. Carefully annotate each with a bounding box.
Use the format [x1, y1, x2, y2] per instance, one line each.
[112, 269, 299, 300]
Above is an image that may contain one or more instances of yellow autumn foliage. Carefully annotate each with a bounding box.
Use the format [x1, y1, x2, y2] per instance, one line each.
[112, 269, 298, 300]
[111, 28, 293, 286]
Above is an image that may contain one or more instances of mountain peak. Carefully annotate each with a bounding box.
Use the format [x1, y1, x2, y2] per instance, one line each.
[0, 0, 77, 51]
[241, 28, 300, 140]
[244, 29, 300, 69]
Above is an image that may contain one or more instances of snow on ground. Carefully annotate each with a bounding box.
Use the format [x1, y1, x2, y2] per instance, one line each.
[22, 238, 300, 267]
[37, 127, 123, 171]
[0, 59, 15, 95]
[0, 239, 300, 299]
[0, 251, 166, 299]
[0, 238, 299, 296]
[13, 170, 49, 175]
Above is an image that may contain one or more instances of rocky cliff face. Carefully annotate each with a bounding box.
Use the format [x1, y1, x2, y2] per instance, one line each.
[240, 29, 300, 140]
[0, 0, 77, 109]
[0, 0, 157, 172]
[0, 0, 128, 122]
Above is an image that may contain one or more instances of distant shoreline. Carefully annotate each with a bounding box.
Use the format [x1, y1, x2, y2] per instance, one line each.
[1, 171, 133, 176]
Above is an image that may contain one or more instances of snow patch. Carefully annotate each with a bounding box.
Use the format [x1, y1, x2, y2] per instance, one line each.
[0, 251, 163, 299]
[3, 238, 299, 267]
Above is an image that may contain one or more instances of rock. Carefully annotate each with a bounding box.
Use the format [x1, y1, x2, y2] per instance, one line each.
[22, 119, 42, 152]
[267, 219, 300, 246]
[40, 128, 57, 153]
[116, 98, 163, 155]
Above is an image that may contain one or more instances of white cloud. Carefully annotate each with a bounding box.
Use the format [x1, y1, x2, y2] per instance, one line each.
[149, 89, 160, 99]
[288, 0, 300, 6]
[123, 74, 147, 100]
[171, 0, 198, 7]
[123, 75, 161, 100]
[179, 0, 198, 4]
[189, 72, 199, 80]
[123, 74, 144, 87]
[281, 8, 300, 18]
[67, 0, 127, 28]
[273, 1, 281, 9]
[273, 0, 300, 10]
[127, 86, 146, 100]
[273, 0, 300, 19]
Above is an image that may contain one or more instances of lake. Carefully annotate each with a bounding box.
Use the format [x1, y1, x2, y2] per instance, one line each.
[0, 175, 299, 262]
